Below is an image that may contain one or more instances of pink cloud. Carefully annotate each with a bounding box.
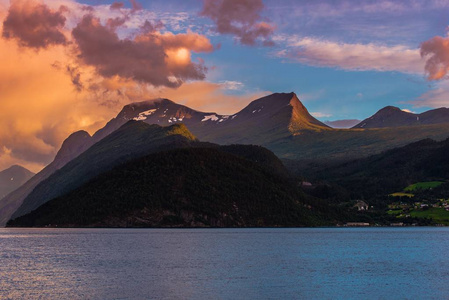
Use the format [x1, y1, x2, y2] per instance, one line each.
[411, 81, 449, 108]
[200, 0, 275, 46]
[277, 36, 424, 74]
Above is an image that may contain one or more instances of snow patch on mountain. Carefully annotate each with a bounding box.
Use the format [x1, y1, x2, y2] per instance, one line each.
[202, 115, 219, 122]
[133, 109, 157, 121]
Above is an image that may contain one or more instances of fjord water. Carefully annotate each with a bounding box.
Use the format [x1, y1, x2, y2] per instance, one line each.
[1, 228, 449, 299]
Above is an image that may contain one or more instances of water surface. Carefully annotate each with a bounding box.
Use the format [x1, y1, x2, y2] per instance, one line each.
[1, 228, 448, 299]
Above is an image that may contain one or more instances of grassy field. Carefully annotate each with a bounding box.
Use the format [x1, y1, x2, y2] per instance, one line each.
[410, 208, 449, 225]
[390, 192, 414, 198]
[404, 181, 444, 192]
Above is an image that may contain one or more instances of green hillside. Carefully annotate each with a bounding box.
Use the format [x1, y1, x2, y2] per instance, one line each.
[404, 182, 444, 192]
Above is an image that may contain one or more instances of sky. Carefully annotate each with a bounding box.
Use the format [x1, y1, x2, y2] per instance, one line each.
[2, 0, 449, 172]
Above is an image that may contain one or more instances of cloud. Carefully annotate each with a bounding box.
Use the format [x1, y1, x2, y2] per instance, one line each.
[0, 31, 118, 172]
[420, 36, 449, 80]
[72, 15, 213, 88]
[285, 0, 447, 19]
[2, 0, 68, 49]
[410, 80, 449, 108]
[110, 2, 124, 10]
[130, 0, 142, 12]
[310, 112, 332, 118]
[220, 80, 244, 90]
[276, 36, 424, 74]
[200, 0, 275, 46]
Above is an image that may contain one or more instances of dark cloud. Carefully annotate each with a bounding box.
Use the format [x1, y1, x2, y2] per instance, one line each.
[72, 15, 213, 88]
[106, 16, 128, 29]
[200, 0, 275, 46]
[2, 1, 68, 49]
[420, 36, 449, 80]
[66, 65, 83, 91]
[110, 2, 125, 10]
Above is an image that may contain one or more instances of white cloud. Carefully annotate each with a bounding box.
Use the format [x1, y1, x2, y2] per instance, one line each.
[275, 36, 425, 74]
[311, 112, 332, 118]
[220, 80, 244, 90]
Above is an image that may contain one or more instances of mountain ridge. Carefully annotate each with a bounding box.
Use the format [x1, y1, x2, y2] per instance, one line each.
[0, 132, 93, 226]
[92, 92, 331, 146]
[353, 106, 449, 128]
[10, 121, 201, 220]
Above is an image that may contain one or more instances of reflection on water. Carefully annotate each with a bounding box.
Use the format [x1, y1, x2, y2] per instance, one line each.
[1, 228, 449, 299]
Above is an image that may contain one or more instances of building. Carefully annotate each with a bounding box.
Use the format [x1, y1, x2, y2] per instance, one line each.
[354, 200, 369, 211]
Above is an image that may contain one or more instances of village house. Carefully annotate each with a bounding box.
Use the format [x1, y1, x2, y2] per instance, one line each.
[354, 200, 369, 211]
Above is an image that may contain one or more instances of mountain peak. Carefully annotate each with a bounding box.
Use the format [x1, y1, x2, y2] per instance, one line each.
[3, 165, 31, 173]
[353, 105, 449, 128]
[288, 93, 331, 133]
[0, 165, 35, 201]
[54, 130, 93, 167]
[377, 106, 404, 114]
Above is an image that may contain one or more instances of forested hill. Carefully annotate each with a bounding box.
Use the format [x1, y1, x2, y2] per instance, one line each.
[8, 146, 336, 228]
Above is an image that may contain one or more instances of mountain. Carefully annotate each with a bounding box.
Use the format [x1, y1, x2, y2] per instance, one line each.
[10, 121, 199, 221]
[0, 165, 34, 199]
[353, 106, 449, 128]
[7, 145, 332, 228]
[92, 92, 331, 146]
[307, 137, 449, 198]
[0, 131, 93, 226]
[324, 119, 361, 128]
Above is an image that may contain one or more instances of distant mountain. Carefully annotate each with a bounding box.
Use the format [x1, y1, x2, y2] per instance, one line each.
[10, 121, 199, 221]
[0, 131, 93, 226]
[0, 165, 34, 200]
[93, 92, 331, 146]
[324, 119, 361, 129]
[353, 106, 449, 128]
[7, 145, 332, 228]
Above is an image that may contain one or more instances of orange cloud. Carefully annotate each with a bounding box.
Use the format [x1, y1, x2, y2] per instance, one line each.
[0, 28, 124, 172]
[421, 35, 449, 80]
